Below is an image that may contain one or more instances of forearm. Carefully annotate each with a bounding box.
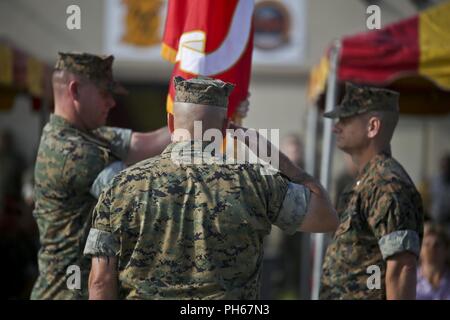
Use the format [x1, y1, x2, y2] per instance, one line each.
[125, 127, 171, 165]
[386, 259, 417, 300]
[254, 130, 337, 230]
[89, 257, 119, 300]
[89, 278, 118, 300]
[232, 126, 313, 184]
[278, 150, 314, 184]
[300, 190, 338, 233]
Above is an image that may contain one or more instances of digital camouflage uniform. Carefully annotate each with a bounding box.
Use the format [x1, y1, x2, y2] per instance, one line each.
[320, 83, 424, 300]
[31, 52, 131, 300]
[84, 77, 311, 299]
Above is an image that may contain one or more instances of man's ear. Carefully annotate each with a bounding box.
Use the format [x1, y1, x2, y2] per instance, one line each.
[68, 80, 79, 101]
[167, 113, 174, 133]
[367, 116, 381, 139]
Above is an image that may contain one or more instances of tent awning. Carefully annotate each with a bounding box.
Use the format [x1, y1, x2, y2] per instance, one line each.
[0, 38, 52, 111]
[308, 0, 450, 115]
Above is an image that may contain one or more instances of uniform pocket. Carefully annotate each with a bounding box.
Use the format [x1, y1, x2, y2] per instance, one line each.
[334, 205, 359, 237]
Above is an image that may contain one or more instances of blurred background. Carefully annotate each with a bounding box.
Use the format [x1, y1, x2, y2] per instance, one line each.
[0, 0, 449, 300]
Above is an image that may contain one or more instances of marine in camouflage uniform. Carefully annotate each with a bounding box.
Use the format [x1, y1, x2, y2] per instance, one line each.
[31, 53, 132, 300]
[83, 77, 314, 299]
[320, 83, 424, 299]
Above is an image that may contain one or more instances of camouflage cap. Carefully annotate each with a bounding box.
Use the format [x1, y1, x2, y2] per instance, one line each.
[174, 76, 235, 108]
[54, 52, 127, 95]
[323, 82, 399, 119]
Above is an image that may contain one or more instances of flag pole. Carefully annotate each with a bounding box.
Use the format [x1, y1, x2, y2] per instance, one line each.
[311, 39, 341, 300]
[300, 100, 319, 300]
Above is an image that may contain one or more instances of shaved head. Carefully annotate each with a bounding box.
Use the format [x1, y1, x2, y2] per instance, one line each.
[52, 70, 89, 101]
[173, 102, 227, 134]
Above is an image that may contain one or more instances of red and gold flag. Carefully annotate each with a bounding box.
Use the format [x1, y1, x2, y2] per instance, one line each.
[308, 0, 450, 106]
[161, 0, 254, 119]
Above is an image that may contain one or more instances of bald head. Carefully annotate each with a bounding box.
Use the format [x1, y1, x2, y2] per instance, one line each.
[173, 102, 227, 134]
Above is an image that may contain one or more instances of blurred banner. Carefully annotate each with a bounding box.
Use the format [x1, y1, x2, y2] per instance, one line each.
[308, 0, 450, 109]
[161, 0, 254, 119]
[104, 0, 168, 60]
[0, 39, 51, 111]
[0, 44, 13, 86]
[252, 0, 307, 67]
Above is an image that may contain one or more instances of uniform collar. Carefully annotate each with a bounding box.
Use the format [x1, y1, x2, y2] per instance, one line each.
[162, 140, 225, 161]
[354, 150, 391, 188]
[49, 114, 79, 131]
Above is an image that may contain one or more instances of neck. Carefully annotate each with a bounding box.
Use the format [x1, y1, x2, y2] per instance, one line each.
[351, 143, 391, 173]
[54, 103, 86, 131]
[172, 124, 226, 143]
[53, 107, 70, 122]
[171, 130, 196, 143]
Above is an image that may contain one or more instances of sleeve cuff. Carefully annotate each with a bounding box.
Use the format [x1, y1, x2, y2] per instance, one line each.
[274, 182, 310, 235]
[90, 161, 126, 199]
[111, 128, 132, 160]
[378, 229, 420, 260]
[83, 228, 119, 257]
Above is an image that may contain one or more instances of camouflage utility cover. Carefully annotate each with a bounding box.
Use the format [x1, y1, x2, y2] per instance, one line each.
[324, 82, 399, 119]
[174, 76, 235, 108]
[54, 52, 127, 95]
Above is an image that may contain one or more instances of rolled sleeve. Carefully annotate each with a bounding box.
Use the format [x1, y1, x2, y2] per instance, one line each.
[90, 161, 126, 199]
[95, 127, 132, 160]
[110, 128, 132, 159]
[274, 182, 310, 235]
[367, 184, 424, 261]
[378, 229, 420, 260]
[83, 228, 119, 257]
